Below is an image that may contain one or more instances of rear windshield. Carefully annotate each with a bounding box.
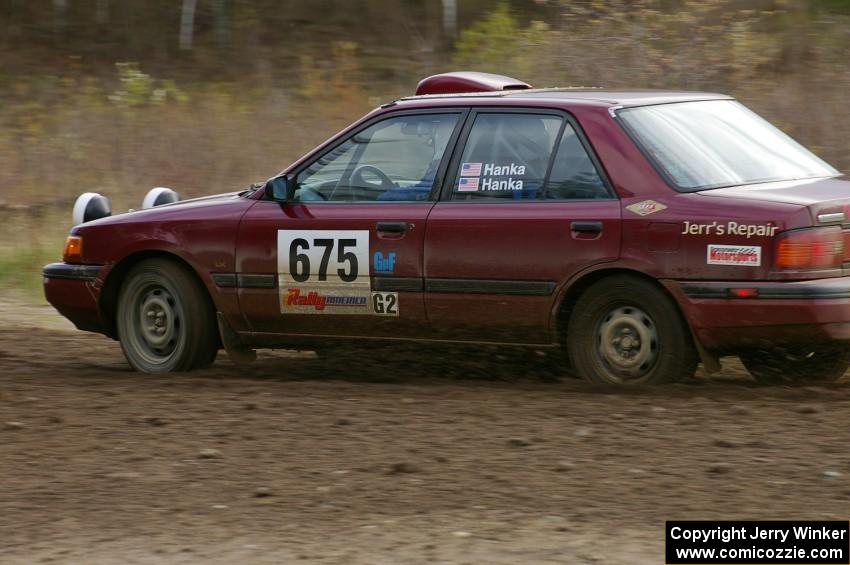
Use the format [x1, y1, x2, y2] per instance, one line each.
[617, 100, 839, 192]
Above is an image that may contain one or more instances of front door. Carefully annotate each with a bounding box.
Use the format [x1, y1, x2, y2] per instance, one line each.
[236, 110, 464, 338]
[424, 109, 622, 343]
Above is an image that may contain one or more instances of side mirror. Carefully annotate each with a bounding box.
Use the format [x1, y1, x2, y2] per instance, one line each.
[268, 175, 294, 202]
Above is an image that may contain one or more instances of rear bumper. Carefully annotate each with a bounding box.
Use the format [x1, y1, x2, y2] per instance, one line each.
[43, 262, 105, 334]
[668, 277, 850, 351]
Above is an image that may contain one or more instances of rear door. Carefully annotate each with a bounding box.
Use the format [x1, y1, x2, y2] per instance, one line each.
[237, 109, 465, 338]
[424, 109, 621, 343]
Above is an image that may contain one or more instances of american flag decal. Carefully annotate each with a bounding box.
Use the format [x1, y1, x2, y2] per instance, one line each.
[460, 162, 482, 176]
[458, 177, 480, 192]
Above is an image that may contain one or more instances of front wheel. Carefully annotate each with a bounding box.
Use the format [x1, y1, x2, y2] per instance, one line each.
[566, 276, 697, 385]
[117, 259, 218, 373]
[740, 346, 850, 384]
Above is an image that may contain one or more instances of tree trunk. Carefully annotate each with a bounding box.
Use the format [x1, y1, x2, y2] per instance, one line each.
[53, 0, 67, 39]
[212, 0, 230, 50]
[179, 0, 198, 51]
[95, 0, 109, 25]
[442, 0, 457, 39]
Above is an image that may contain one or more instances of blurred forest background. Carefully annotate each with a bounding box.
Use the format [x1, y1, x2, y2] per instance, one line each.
[2, 0, 850, 295]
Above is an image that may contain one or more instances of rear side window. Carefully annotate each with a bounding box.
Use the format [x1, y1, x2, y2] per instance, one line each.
[451, 113, 610, 201]
[546, 126, 610, 200]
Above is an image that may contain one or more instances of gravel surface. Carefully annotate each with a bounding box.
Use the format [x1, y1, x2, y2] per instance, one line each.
[2, 303, 850, 564]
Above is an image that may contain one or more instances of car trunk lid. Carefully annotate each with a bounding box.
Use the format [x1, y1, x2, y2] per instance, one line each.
[697, 175, 847, 205]
[699, 177, 850, 263]
[699, 176, 850, 264]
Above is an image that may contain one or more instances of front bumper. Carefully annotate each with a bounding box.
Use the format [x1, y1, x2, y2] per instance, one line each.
[43, 262, 105, 333]
[42, 263, 102, 281]
[668, 277, 850, 352]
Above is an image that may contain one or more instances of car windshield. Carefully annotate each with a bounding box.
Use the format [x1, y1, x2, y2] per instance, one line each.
[617, 99, 839, 191]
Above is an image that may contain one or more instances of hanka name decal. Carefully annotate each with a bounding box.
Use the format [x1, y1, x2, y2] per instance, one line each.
[458, 162, 528, 192]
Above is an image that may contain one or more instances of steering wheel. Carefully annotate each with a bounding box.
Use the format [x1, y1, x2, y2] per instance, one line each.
[351, 165, 395, 191]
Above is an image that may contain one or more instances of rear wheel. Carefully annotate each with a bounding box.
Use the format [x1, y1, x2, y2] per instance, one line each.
[740, 346, 850, 384]
[567, 276, 697, 385]
[117, 258, 218, 373]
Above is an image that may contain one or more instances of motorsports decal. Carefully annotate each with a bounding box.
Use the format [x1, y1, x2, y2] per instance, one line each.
[707, 244, 762, 267]
[458, 162, 528, 192]
[277, 230, 398, 316]
[682, 220, 778, 238]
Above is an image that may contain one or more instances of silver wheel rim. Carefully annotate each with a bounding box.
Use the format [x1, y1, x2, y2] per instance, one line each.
[128, 283, 183, 366]
[595, 305, 658, 382]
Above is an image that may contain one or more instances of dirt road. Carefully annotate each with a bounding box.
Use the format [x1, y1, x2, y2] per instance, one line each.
[2, 301, 850, 564]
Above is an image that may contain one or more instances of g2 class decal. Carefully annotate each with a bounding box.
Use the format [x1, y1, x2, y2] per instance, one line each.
[682, 221, 778, 238]
[371, 292, 399, 316]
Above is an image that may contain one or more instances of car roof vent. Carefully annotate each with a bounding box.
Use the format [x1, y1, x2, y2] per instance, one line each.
[414, 72, 532, 96]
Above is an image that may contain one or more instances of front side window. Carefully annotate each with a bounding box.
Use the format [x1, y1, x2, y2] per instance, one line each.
[617, 99, 840, 192]
[450, 113, 610, 200]
[294, 113, 460, 202]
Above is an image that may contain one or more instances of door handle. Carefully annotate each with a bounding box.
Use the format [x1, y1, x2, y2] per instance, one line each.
[376, 221, 409, 233]
[570, 221, 603, 233]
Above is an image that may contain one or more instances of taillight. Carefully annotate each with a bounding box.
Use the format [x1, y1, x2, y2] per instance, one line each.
[774, 227, 843, 270]
[63, 235, 83, 263]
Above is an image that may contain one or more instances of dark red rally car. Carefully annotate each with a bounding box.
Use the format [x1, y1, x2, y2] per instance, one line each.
[44, 72, 850, 384]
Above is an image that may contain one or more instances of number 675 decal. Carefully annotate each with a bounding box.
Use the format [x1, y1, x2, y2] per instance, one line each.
[277, 230, 370, 286]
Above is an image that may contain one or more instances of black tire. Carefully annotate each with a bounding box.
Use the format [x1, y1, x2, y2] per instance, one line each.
[566, 276, 697, 385]
[116, 258, 218, 373]
[740, 346, 850, 384]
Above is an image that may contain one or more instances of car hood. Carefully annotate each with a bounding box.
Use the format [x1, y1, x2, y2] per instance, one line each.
[132, 191, 244, 211]
[75, 191, 244, 228]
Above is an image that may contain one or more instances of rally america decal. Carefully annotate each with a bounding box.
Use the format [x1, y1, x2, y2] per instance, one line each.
[458, 162, 527, 192]
[277, 230, 398, 316]
[706, 244, 762, 267]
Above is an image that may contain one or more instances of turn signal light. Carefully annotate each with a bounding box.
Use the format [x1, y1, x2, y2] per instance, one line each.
[63, 236, 83, 262]
[774, 227, 843, 270]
